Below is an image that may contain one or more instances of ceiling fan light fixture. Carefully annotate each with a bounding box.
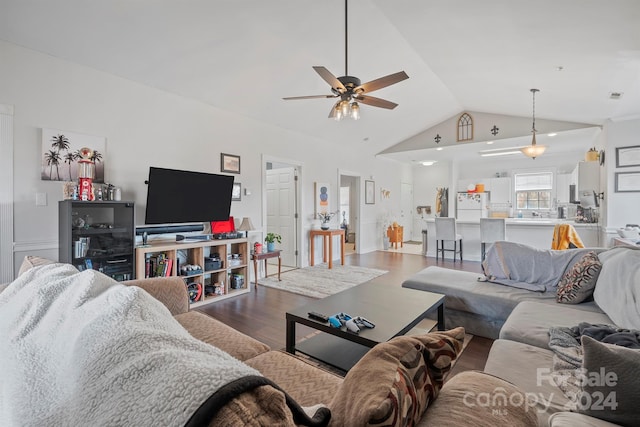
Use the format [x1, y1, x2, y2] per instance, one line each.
[520, 142, 546, 158]
[521, 88, 546, 159]
[340, 100, 350, 117]
[283, 0, 408, 121]
[350, 102, 360, 120]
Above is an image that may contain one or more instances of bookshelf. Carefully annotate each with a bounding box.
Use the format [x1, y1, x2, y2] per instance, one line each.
[135, 237, 249, 307]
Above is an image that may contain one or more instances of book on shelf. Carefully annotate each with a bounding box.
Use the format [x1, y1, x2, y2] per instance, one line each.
[164, 258, 173, 277]
[144, 252, 174, 278]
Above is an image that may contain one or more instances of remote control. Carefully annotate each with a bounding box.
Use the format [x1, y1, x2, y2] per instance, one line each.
[308, 312, 329, 322]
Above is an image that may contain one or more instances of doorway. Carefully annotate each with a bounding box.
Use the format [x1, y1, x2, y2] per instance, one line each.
[263, 157, 301, 278]
[339, 171, 360, 255]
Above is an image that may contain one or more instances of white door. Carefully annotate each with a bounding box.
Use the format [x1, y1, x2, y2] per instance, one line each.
[400, 182, 413, 241]
[266, 167, 297, 267]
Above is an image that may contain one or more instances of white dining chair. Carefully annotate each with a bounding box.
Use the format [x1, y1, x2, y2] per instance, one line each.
[435, 217, 463, 262]
[480, 218, 506, 261]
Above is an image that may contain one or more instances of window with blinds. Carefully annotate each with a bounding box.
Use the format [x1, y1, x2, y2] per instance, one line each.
[515, 172, 552, 210]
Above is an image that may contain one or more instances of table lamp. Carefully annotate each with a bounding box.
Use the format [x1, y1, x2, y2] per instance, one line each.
[237, 217, 255, 238]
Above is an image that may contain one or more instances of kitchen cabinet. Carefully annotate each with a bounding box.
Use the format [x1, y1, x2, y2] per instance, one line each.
[570, 161, 599, 201]
[556, 174, 571, 203]
[456, 179, 477, 192]
[489, 177, 512, 204]
[576, 161, 599, 193]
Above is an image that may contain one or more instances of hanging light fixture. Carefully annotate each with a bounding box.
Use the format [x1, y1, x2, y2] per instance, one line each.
[521, 88, 546, 159]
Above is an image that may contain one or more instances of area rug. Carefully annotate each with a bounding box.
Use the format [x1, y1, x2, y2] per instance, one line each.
[259, 264, 388, 299]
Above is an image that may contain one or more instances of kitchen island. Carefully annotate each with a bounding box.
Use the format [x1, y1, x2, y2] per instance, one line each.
[421, 218, 601, 262]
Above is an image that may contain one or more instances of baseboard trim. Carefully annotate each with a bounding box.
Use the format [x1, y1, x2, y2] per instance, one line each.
[13, 239, 58, 252]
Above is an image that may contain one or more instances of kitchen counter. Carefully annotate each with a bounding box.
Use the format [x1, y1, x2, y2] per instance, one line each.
[434, 218, 597, 226]
[422, 218, 601, 261]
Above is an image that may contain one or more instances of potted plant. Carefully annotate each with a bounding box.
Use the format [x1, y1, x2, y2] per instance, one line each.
[317, 211, 338, 230]
[264, 232, 282, 252]
[585, 147, 599, 162]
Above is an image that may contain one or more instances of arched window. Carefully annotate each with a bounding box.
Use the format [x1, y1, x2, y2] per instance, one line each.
[457, 113, 473, 142]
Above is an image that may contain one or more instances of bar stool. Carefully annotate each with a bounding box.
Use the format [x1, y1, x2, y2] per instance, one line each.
[480, 218, 506, 261]
[435, 217, 463, 262]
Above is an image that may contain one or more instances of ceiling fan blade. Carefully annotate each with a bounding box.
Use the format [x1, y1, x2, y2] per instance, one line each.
[283, 95, 337, 100]
[313, 66, 346, 92]
[355, 94, 398, 110]
[356, 71, 409, 93]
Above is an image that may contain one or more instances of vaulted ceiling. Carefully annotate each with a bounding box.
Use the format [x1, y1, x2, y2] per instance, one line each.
[1, 0, 638, 159]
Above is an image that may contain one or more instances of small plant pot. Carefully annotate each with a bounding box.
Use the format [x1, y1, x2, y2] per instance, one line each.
[585, 150, 599, 162]
[320, 222, 330, 230]
[266, 242, 275, 252]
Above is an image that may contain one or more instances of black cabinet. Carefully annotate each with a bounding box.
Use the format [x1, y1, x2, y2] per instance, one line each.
[59, 200, 135, 281]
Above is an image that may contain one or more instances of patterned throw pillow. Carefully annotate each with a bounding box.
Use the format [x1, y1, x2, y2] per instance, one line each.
[329, 327, 465, 427]
[556, 251, 602, 304]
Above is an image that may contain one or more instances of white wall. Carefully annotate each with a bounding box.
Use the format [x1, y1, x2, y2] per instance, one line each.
[0, 40, 405, 277]
[411, 161, 452, 240]
[604, 118, 640, 230]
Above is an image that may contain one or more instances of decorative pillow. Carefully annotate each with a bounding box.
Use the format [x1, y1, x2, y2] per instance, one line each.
[556, 251, 602, 304]
[18, 255, 56, 276]
[329, 327, 465, 427]
[576, 336, 640, 426]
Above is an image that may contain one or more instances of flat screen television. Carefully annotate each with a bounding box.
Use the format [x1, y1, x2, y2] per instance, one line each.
[145, 167, 234, 224]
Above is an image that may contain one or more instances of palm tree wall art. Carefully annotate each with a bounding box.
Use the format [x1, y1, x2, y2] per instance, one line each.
[41, 128, 105, 182]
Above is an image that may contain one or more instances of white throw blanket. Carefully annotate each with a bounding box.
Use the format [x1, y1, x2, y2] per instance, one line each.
[593, 247, 640, 330]
[0, 263, 260, 427]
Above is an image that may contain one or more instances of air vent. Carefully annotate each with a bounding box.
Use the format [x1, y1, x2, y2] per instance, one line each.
[609, 92, 624, 100]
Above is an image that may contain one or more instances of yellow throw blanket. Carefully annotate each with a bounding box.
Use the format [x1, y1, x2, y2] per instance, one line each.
[551, 223, 584, 250]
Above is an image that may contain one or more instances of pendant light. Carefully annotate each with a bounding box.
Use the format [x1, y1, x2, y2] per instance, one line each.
[521, 88, 546, 159]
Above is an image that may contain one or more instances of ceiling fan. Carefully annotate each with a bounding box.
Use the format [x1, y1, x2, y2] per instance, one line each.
[283, 0, 409, 120]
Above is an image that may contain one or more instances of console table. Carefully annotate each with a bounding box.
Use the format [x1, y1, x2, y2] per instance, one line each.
[309, 229, 345, 269]
[251, 249, 282, 289]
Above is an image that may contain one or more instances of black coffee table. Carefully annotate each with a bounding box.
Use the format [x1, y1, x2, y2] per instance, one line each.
[285, 281, 444, 372]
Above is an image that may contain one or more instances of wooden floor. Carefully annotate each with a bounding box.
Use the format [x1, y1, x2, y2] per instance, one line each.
[198, 251, 492, 376]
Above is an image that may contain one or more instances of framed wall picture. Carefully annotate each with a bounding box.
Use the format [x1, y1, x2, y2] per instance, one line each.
[41, 128, 106, 182]
[232, 182, 242, 201]
[615, 172, 640, 192]
[365, 180, 375, 204]
[314, 182, 330, 216]
[615, 145, 640, 168]
[221, 153, 241, 174]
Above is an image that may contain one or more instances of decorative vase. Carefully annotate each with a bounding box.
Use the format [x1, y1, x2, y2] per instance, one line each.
[267, 242, 275, 252]
[320, 221, 330, 230]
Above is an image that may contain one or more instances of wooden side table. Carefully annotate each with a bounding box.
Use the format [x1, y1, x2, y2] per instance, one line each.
[251, 249, 282, 289]
[309, 229, 345, 269]
[387, 226, 403, 249]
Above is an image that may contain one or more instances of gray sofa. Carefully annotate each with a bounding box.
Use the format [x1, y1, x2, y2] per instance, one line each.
[402, 246, 640, 426]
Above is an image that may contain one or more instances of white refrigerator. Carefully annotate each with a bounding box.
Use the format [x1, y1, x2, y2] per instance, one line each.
[456, 192, 490, 221]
